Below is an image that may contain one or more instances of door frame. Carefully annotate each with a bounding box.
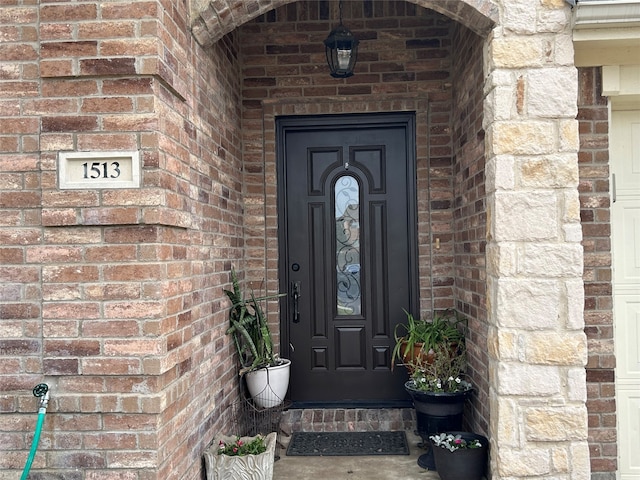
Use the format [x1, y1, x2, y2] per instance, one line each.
[275, 112, 419, 401]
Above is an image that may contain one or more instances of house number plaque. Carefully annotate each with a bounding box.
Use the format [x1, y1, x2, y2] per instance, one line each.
[58, 151, 140, 189]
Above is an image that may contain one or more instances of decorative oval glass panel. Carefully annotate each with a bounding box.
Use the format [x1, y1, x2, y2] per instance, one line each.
[335, 175, 361, 316]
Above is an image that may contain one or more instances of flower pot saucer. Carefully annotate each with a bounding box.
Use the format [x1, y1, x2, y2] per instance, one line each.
[417, 448, 436, 470]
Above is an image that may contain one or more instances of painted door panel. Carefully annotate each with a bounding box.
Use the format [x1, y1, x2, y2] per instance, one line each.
[278, 113, 417, 405]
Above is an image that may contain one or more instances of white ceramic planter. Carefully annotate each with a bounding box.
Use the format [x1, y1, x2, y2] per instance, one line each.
[204, 432, 276, 480]
[245, 359, 291, 408]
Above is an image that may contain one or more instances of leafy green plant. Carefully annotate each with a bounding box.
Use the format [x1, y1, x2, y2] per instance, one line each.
[408, 342, 471, 393]
[217, 435, 267, 456]
[224, 268, 285, 373]
[392, 309, 465, 371]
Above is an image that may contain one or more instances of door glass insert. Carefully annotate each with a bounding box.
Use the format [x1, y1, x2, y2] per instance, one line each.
[335, 175, 361, 316]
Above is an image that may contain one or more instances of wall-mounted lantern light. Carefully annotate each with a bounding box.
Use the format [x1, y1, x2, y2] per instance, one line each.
[324, 0, 359, 78]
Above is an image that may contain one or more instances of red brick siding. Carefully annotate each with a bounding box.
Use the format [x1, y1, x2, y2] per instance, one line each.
[0, 3, 43, 423]
[1, 1, 245, 479]
[577, 66, 617, 477]
[451, 23, 489, 436]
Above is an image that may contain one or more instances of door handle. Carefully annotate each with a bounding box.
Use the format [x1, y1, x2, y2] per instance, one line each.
[612, 173, 616, 203]
[291, 281, 301, 323]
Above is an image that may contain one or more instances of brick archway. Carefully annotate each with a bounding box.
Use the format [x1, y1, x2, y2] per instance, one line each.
[190, 0, 498, 46]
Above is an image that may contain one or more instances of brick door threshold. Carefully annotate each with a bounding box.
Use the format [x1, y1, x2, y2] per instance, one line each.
[280, 408, 415, 435]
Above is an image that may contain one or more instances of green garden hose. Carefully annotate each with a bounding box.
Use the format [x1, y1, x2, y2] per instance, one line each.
[21, 383, 49, 480]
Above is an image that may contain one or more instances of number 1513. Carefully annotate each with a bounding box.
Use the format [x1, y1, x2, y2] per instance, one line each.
[82, 161, 121, 179]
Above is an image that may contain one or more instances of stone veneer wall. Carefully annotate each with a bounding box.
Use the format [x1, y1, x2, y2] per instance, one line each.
[484, 0, 591, 478]
[577, 66, 617, 478]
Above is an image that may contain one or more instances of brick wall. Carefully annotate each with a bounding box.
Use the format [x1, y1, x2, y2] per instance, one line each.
[1, 1, 46, 473]
[577, 66, 617, 478]
[451, 22, 489, 435]
[1, 1, 245, 478]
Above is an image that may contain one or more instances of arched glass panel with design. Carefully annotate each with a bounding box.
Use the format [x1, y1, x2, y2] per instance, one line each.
[335, 175, 361, 316]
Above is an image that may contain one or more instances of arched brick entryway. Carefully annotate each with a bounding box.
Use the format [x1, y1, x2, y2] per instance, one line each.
[190, 0, 498, 46]
[229, 0, 493, 439]
[191, 1, 590, 479]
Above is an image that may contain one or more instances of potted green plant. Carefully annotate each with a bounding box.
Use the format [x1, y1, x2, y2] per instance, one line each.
[429, 432, 488, 480]
[204, 432, 277, 480]
[392, 309, 465, 374]
[393, 309, 473, 471]
[224, 268, 289, 408]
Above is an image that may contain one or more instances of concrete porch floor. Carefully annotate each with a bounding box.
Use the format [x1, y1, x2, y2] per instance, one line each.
[273, 430, 440, 480]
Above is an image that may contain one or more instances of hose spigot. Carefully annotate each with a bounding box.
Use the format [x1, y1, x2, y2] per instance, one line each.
[32, 383, 50, 410]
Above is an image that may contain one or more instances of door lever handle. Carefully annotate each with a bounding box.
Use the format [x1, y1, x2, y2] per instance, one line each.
[291, 281, 301, 323]
[612, 173, 616, 203]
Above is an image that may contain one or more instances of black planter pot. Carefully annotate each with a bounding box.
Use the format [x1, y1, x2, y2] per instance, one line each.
[430, 432, 488, 480]
[404, 381, 473, 470]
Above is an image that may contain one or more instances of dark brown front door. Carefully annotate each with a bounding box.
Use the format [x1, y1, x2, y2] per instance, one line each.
[278, 113, 418, 406]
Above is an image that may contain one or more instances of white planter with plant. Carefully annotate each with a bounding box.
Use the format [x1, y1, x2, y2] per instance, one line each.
[204, 432, 277, 480]
[225, 268, 290, 408]
[245, 358, 291, 408]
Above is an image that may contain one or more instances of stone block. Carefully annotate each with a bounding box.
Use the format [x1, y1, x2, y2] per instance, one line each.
[560, 119, 580, 151]
[554, 34, 576, 66]
[486, 155, 515, 192]
[519, 154, 579, 188]
[527, 67, 578, 118]
[490, 120, 556, 156]
[488, 327, 519, 361]
[563, 190, 581, 223]
[490, 395, 520, 446]
[541, 0, 567, 8]
[497, 446, 551, 476]
[565, 278, 585, 330]
[570, 441, 592, 480]
[485, 69, 515, 90]
[552, 445, 570, 473]
[568, 367, 588, 402]
[489, 85, 516, 121]
[486, 242, 517, 277]
[497, 362, 561, 395]
[563, 223, 583, 242]
[538, 6, 571, 34]
[494, 191, 558, 241]
[491, 37, 544, 68]
[524, 331, 587, 365]
[517, 243, 584, 277]
[503, 0, 537, 35]
[496, 278, 561, 330]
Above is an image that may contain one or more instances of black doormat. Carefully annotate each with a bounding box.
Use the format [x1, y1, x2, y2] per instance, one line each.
[286, 431, 409, 456]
